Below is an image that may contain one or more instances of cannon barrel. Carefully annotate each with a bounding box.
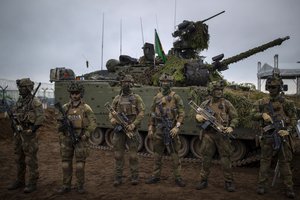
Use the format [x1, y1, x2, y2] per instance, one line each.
[201, 11, 225, 23]
[220, 36, 290, 68]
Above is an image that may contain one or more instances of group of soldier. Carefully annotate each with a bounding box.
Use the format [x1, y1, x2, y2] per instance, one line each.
[0, 71, 297, 199]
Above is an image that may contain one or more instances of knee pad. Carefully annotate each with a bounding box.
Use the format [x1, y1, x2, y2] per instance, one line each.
[76, 162, 85, 170]
[62, 161, 72, 170]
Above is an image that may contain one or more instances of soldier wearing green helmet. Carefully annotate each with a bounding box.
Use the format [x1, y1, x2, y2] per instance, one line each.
[109, 75, 145, 187]
[145, 73, 186, 187]
[7, 78, 44, 193]
[195, 79, 238, 192]
[57, 81, 97, 194]
[251, 73, 297, 199]
[109, 74, 145, 186]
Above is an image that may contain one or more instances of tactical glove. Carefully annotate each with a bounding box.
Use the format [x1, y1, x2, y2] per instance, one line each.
[224, 127, 233, 134]
[81, 134, 87, 141]
[16, 125, 23, 132]
[262, 113, 273, 123]
[127, 123, 135, 131]
[170, 127, 179, 138]
[110, 118, 118, 126]
[24, 129, 33, 135]
[126, 131, 134, 139]
[278, 130, 289, 137]
[196, 114, 206, 123]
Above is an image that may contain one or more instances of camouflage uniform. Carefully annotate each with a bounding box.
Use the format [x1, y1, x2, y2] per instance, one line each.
[146, 74, 186, 187]
[8, 78, 44, 193]
[57, 81, 97, 194]
[251, 74, 297, 198]
[109, 75, 145, 186]
[195, 80, 238, 192]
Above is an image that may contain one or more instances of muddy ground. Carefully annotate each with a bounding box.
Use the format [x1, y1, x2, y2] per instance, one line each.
[0, 109, 299, 200]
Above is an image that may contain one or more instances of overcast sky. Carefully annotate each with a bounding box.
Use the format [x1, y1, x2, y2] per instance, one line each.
[0, 0, 299, 91]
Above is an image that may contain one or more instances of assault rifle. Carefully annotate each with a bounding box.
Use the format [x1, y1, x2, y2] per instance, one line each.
[155, 104, 175, 154]
[0, 85, 22, 134]
[188, 100, 235, 139]
[264, 102, 287, 187]
[55, 102, 80, 146]
[104, 102, 138, 144]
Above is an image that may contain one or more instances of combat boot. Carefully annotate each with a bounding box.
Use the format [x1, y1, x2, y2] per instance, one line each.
[224, 181, 235, 192]
[113, 176, 122, 187]
[7, 180, 25, 190]
[286, 188, 295, 199]
[175, 178, 186, 187]
[145, 176, 160, 184]
[24, 184, 36, 193]
[196, 180, 208, 190]
[57, 186, 71, 194]
[131, 176, 139, 185]
[256, 186, 265, 195]
[77, 185, 86, 194]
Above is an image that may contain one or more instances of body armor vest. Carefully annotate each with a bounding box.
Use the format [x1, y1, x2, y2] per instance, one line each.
[154, 91, 177, 120]
[15, 96, 37, 126]
[116, 94, 138, 116]
[204, 98, 229, 127]
[260, 98, 290, 125]
[67, 104, 85, 130]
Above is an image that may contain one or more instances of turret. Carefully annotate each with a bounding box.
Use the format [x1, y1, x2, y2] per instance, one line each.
[183, 36, 290, 86]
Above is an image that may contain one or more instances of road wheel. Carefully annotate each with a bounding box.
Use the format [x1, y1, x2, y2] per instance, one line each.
[231, 140, 247, 162]
[89, 127, 105, 146]
[190, 136, 202, 159]
[104, 129, 114, 148]
[126, 131, 144, 152]
[178, 135, 189, 158]
[144, 134, 154, 155]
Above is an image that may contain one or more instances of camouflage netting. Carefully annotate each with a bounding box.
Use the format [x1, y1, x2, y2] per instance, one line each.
[151, 55, 187, 86]
[181, 22, 209, 52]
[221, 37, 290, 66]
[223, 89, 262, 128]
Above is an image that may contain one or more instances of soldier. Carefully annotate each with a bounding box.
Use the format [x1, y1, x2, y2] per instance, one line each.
[109, 75, 145, 186]
[195, 80, 238, 192]
[7, 78, 44, 193]
[145, 73, 186, 187]
[57, 81, 97, 194]
[251, 74, 297, 199]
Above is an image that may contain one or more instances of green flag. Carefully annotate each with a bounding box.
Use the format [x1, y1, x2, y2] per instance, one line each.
[154, 29, 167, 63]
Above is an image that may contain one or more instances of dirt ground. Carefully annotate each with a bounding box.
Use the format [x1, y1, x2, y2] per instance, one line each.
[0, 109, 299, 200]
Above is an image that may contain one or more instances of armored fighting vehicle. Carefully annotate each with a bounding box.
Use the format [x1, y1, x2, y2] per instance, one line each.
[51, 11, 292, 166]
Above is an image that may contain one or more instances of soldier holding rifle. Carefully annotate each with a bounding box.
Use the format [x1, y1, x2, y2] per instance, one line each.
[145, 73, 186, 187]
[194, 80, 238, 192]
[6, 78, 44, 193]
[251, 73, 297, 199]
[56, 81, 96, 194]
[108, 75, 145, 186]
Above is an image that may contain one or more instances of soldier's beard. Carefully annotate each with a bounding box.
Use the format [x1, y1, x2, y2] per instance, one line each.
[19, 89, 30, 98]
[161, 84, 171, 95]
[212, 90, 223, 100]
[122, 86, 131, 95]
[269, 88, 280, 97]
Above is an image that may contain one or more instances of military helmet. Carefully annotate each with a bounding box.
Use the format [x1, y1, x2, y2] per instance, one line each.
[159, 73, 174, 82]
[106, 59, 119, 72]
[265, 76, 283, 91]
[16, 78, 34, 91]
[120, 75, 134, 83]
[67, 81, 84, 94]
[207, 80, 226, 93]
